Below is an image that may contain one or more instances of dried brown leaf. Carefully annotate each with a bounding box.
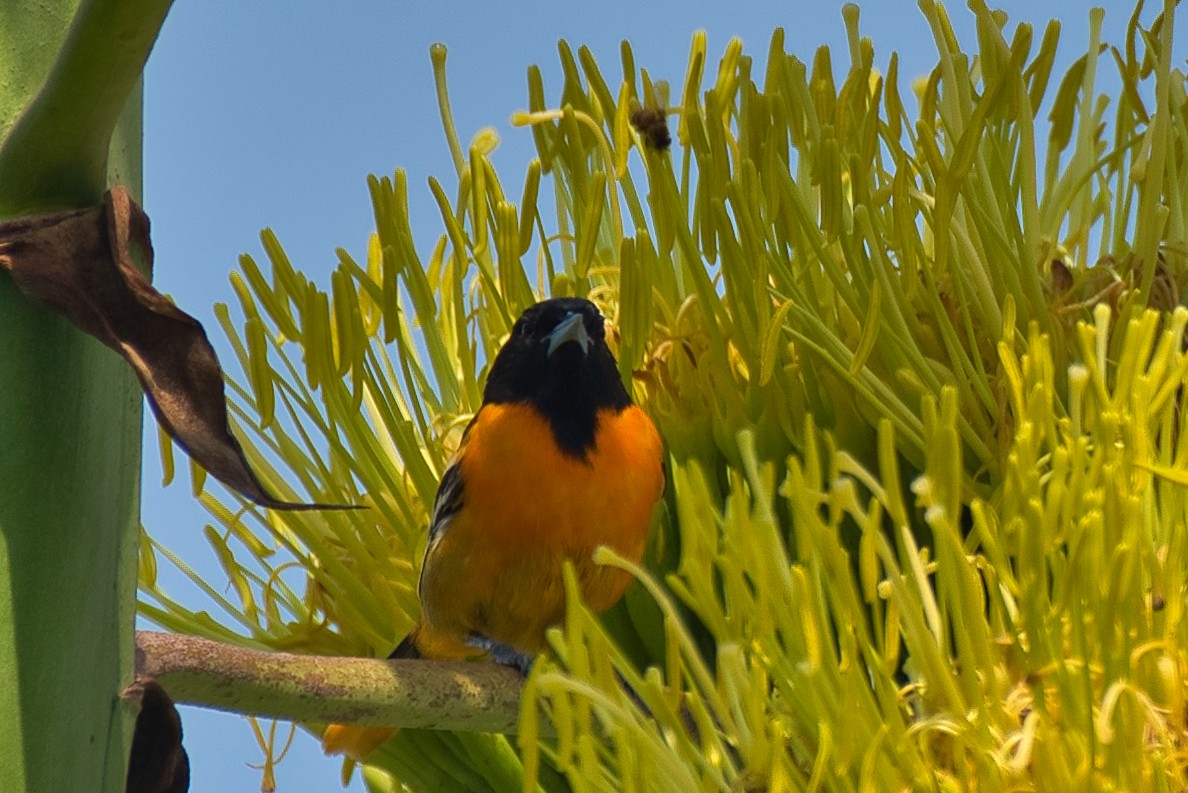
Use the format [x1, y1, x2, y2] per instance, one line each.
[123, 680, 189, 793]
[1050, 258, 1073, 297]
[0, 187, 355, 510]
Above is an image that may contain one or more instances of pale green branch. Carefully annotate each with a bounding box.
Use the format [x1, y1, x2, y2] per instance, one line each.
[132, 631, 529, 733]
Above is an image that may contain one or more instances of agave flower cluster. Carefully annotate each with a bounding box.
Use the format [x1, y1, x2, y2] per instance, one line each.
[142, 1, 1188, 790]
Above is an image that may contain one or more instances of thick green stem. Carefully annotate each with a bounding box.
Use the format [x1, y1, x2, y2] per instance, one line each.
[0, 0, 171, 214]
[0, 287, 143, 792]
[0, 0, 171, 790]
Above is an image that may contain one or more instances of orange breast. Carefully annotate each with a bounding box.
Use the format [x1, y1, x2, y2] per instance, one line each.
[419, 403, 663, 653]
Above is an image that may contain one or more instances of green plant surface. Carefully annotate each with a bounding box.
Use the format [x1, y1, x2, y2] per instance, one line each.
[0, 0, 172, 791]
[141, 0, 1188, 789]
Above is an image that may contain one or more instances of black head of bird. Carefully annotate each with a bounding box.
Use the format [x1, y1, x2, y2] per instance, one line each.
[483, 297, 632, 457]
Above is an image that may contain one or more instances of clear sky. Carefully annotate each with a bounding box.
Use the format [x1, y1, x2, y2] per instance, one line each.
[141, 1, 1178, 790]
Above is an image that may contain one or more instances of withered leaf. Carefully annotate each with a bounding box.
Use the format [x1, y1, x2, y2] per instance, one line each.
[0, 187, 354, 510]
[124, 680, 190, 793]
[1050, 258, 1073, 297]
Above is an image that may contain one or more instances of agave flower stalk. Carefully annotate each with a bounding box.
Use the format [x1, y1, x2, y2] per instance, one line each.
[0, 1, 173, 791]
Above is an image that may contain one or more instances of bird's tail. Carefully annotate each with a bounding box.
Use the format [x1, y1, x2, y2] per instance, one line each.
[321, 625, 479, 760]
[321, 723, 398, 762]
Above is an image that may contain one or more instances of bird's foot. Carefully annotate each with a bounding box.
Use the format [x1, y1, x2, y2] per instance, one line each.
[465, 633, 535, 676]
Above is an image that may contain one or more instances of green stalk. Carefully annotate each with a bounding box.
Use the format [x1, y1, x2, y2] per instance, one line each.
[0, 0, 171, 790]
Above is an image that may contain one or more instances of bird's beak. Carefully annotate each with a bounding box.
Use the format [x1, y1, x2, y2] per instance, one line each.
[546, 312, 591, 357]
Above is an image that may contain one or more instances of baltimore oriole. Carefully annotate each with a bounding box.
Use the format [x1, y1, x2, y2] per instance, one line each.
[323, 297, 665, 759]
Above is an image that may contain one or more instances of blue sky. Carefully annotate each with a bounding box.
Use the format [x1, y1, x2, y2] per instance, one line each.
[140, 1, 1177, 790]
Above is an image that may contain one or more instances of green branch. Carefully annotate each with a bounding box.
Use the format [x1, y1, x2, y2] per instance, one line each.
[134, 631, 528, 733]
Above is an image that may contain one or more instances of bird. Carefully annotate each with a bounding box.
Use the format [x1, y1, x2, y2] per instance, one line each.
[323, 296, 665, 760]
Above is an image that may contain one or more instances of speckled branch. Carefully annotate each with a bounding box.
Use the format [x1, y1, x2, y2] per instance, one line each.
[131, 631, 527, 733]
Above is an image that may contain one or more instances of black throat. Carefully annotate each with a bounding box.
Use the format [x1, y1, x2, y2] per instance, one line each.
[481, 298, 634, 461]
[486, 345, 631, 460]
[534, 342, 630, 459]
